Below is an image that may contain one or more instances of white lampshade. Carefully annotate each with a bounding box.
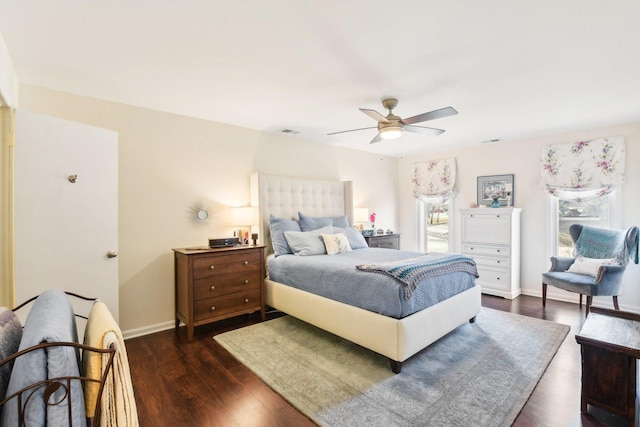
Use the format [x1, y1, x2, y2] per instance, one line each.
[231, 206, 256, 227]
[380, 126, 403, 139]
[354, 208, 369, 223]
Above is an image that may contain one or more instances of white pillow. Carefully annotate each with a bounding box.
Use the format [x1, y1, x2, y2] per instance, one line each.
[321, 232, 352, 255]
[284, 226, 333, 256]
[567, 255, 617, 277]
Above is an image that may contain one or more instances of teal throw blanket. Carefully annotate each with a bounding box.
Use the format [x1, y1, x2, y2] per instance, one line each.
[575, 225, 639, 264]
[357, 253, 479, 299]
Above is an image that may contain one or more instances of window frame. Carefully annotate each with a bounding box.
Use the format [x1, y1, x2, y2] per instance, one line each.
[546, 188, 621, 259]
[416, 198, 455, 253]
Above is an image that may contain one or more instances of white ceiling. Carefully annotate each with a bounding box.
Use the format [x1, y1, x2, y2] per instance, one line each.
[1, 1, 639, 157]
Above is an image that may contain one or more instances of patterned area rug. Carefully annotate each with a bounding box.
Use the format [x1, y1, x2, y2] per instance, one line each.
[214, 308, 569, 427]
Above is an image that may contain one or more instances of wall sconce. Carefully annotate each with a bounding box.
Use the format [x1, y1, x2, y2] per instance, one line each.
[354, 207, 369, 230]
[231, 206, 257, 245]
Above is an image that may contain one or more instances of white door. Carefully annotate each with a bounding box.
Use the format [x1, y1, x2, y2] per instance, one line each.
[14, 110, 119, 322]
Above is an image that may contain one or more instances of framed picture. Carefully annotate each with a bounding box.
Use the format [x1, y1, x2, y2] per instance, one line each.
[477, 174, 514, 207]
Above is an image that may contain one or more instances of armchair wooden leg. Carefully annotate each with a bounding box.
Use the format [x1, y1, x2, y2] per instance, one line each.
[542, 283, 547, 307]
[579, 294, 582, 307]
[613, 296, 620, 310]
[586, 296, 593, 315]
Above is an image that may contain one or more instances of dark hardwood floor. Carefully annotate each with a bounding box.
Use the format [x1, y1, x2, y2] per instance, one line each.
[126, 295, 629, 426]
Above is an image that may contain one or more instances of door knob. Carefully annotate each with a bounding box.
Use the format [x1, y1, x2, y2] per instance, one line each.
[106, 251, 118, 258]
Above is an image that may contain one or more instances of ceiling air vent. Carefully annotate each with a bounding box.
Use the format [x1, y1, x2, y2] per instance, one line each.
[280, 129, 300, 135]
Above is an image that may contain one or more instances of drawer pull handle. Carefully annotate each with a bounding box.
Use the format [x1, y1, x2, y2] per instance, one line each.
[210, 306, 216, 311]
[244, 279, 249, 284]
[496, 250, 500, 253]
[244, 298, 249, 303]
[243, 261, 249, 266]
[209, 265, 215, 270]
[497, 277, 500, 280]
[496, 261, 500, 264]
[210, 285, 215, 291]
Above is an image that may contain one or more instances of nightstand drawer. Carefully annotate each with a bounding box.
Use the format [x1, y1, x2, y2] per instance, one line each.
[193, 250, 261, 279]
[365, 234, 400, 250]
[194, 288, 262, 322]
[193, 272, 261, 300]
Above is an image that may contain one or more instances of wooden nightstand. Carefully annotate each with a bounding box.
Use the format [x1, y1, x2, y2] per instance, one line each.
[364, 234, 400, 250]
[173, 245, 265, 341]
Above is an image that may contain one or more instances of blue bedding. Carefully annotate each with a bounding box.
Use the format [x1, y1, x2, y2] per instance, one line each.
[268, 248, 477, 318]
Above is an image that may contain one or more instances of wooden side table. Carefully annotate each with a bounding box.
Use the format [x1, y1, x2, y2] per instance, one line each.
[364, 233, 400, 250]
[575, 307, 640, 427]
[173, 245, 266, 341]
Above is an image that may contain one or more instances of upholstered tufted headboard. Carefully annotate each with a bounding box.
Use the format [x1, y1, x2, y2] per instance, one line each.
[250, 173, 354, 256]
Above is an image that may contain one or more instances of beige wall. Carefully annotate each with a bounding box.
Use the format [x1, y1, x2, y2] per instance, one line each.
[18, 84, 399, 336]
[399, 123, 640, 311]
[17, 83, 640, 332]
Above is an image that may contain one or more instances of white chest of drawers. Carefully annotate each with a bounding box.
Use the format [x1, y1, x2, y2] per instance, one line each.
[460, 208, 522, 299]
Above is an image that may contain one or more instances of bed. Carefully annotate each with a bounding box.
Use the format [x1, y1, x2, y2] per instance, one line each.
[250, 173, 481, 373]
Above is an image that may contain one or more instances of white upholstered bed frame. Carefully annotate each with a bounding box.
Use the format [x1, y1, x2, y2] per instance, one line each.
[250, 172, 481, 373]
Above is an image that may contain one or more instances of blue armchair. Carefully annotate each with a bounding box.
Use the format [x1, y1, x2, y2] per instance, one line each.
[542, 224, 639, 314]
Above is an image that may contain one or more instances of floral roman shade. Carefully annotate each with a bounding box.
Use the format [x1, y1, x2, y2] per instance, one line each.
[410, 158, 456, 204]
[540, 137, 625, 201]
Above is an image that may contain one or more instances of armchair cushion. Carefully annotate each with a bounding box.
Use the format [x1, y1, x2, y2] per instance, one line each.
[566, 255, 617, 277]
[542, 271, 596, 295]
[543, 264, 627, 297]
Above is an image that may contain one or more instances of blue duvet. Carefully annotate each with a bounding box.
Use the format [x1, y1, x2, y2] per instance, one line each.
[268, 248, 476, 318]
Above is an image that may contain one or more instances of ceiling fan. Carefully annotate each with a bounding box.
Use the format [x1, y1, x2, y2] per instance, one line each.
[328, 98, 458, 144]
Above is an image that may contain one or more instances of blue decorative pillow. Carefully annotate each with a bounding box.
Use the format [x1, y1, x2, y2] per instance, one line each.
[334, 226, 369, 249]
[332, 215, 350, 228]
[284, 226, 334, 256]
[298, 212, 350, 231]
[269, 214, 301, 257]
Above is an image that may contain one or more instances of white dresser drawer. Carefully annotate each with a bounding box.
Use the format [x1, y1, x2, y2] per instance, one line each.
[462, 244, 510, 258]
[472, 255, 510, 269]
[476, 265, 511, 291]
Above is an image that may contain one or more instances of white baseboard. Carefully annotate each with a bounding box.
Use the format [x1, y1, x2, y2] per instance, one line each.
[123, 320, 175, 340]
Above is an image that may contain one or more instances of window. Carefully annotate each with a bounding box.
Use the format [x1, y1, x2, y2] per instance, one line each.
[552, 191, 619, 257]
[417, 200, 450, 253]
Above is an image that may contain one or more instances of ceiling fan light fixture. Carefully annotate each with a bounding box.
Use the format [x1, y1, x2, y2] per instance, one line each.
[380, 126, 403, 139]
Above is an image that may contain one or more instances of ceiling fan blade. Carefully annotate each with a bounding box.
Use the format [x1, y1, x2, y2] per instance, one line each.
[404, 125, 445, 136]
[327, 126, 377, 136]
[369, 133, 383, 144]
[402, 107, 458, 125]
[360, 108, 391, 123]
